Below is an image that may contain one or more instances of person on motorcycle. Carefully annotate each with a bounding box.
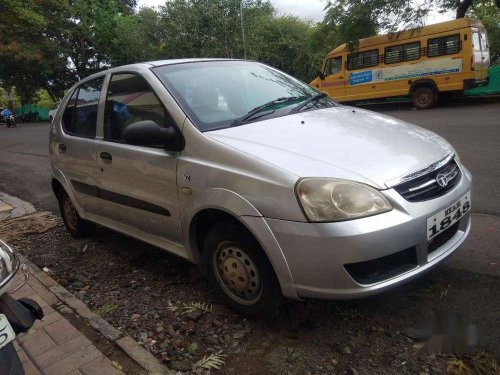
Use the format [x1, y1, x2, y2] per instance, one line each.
[1, 108, 12, 120]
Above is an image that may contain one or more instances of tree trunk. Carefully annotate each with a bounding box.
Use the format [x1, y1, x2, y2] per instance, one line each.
[456, 0, 474, 18]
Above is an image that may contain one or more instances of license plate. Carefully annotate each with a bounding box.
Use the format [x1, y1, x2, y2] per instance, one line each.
[427, 192, 471, 241]
[0, 314, 16, 350]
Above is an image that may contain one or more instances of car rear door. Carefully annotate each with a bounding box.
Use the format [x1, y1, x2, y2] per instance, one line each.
[93, 71, 183, 244]
[479, 29, 490, 81]
[54, 77, 104, 213]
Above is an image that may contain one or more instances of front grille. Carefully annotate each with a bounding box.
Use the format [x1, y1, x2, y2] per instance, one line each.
[394, 159, 461, 202]
[344, 247, 417, 285]
[428, 221, 460, 254]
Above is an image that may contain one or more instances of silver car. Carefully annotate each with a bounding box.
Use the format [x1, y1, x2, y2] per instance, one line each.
[49, 59, 471, 315]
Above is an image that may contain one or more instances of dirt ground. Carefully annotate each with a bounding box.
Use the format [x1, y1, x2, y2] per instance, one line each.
[9, 219, 500, 375]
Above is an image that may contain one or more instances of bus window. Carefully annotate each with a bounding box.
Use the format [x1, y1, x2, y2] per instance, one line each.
[480, 30, 488, 51]
[384, 42, 420, 64]
[427, 34, 460, 57]
[347, 50, 379, 70]
[403, 42, 420, 60]
[472, 31, 481, 51]
[384, 45, 402, 64]
[325, 57, 342, 76]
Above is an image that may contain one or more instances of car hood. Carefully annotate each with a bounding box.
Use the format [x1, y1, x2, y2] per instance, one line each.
[205, 106, 453, 189]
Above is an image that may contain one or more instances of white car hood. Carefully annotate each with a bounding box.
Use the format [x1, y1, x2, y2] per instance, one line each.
[206, 106, 453, 189]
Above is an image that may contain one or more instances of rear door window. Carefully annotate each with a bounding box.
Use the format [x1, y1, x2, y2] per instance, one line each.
[480, 30, 489, 51]
[62, 78, 104, 138]
[472, 31, 481, 52]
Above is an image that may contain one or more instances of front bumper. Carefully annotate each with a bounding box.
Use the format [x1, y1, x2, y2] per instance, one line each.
[264, 165, 472, 300]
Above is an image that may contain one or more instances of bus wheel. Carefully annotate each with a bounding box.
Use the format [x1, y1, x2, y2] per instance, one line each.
[412, 87, 435, 109]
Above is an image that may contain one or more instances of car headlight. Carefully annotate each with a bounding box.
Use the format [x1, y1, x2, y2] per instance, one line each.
[0, 240, 20, 295]
[296, 178, 392, 222]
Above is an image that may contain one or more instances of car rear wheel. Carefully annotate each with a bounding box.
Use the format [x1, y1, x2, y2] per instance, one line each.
[412, 86, 436, 109]
[58, 189, 95, 238]
[202, 222, 283, 316]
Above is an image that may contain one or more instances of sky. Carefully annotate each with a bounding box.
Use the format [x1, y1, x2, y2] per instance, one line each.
[137, 0, 455, 25]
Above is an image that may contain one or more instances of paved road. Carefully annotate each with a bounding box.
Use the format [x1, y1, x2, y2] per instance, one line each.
[1, 102, 499, 215]
[371, 101, 500, 217]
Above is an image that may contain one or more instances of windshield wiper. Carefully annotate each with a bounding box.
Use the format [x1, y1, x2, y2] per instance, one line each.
[230, 96, 302, 127]
[289, 92, 327, 114]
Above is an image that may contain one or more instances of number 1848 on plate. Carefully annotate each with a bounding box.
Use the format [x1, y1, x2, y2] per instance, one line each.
[427, 192, 470, 241]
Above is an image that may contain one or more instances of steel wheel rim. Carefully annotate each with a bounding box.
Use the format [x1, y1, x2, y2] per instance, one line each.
[417, 92, 430, 106]
[213, 242, 262, 305]
[63, 196, 78, 231]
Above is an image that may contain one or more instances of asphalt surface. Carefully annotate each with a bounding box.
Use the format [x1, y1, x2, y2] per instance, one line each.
[0, 102, 499, 277]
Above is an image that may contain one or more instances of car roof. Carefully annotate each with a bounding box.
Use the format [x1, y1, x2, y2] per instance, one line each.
[79, 58, 243, 84]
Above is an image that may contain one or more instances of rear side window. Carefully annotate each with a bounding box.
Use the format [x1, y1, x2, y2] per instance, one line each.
[104, 73, 173, 143]
[347, 50, 379, 70]
[427, 34, 460, 57]
[62, 78, 104, 138]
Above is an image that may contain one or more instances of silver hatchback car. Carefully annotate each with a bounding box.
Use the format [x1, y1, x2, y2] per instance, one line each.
[50, 59, 471, 315]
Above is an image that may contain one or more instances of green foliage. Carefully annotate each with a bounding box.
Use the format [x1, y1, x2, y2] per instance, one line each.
[34, 89, 55, 108]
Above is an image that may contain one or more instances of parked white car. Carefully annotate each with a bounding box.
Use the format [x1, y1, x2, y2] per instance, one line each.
[49, 59, 471, 315]
[48, 102, 60, 123]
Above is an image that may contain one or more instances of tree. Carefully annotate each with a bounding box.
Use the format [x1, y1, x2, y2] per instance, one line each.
[323, 0, 489, 45]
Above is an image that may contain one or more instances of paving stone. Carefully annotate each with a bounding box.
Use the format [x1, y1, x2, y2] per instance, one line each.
[17, 348, 31, 363]
[79, 356, 125, 375]
[44, 319, 80, 344]
[19, 329, 57, 357]
[33, 334, 93, 369]
[32, 311, 64, 330]
[42, 347, 102, 375]
[28, 277, 60, 306]
[11, 284, 35, 299]
[22, 361, 42, 375]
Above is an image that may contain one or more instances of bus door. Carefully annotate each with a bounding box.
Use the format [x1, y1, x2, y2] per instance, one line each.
[472, 28, 490, 81]
[319, 56, 346, 100]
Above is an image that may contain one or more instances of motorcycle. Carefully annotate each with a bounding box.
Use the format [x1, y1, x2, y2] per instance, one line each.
[5, 114, 16, 128]
[0, 240, 44, 375]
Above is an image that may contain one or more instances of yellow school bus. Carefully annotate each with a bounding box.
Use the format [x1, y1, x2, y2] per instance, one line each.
[311, 18, 490, 109]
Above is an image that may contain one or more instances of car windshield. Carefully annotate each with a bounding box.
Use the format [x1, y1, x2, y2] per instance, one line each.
[153, 61, 336, 131]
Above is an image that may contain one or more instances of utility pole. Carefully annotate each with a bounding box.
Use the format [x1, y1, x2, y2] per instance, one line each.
[240, 0, 247, 60]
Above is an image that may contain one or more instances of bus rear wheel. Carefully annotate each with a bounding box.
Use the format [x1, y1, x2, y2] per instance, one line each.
[412, 87, 436, 109]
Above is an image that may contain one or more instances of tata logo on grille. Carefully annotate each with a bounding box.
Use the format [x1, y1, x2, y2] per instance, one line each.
[436, 174, 449, 187]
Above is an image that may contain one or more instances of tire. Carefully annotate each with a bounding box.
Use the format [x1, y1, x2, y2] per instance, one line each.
[411, 86, 436, 109]
[202, 222, 283, 316]
[57, 189, 95, 238]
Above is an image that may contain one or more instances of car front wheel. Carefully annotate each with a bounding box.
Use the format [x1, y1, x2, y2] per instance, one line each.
[203, 222, 283, 316]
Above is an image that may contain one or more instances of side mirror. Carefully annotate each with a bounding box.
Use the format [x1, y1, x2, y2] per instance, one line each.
[319, 71, 326, 80]
[122, 120, 181, 151]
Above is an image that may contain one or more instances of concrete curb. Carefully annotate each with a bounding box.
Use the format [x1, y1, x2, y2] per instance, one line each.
[17, 253, 173, 375]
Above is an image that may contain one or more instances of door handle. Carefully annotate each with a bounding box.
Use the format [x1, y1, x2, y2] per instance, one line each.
[99, 152, 112, 162]
[338, 76, 344, 79]
[58, 144, 67, 153]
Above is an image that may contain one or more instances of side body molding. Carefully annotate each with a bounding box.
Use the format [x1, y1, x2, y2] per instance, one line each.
[183, 188, 299, 300]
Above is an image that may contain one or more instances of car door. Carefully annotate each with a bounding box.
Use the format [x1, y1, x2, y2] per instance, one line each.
[94, 72, 183, 243]
[55, 77, 104, 213]
[319, 56, 346, 100]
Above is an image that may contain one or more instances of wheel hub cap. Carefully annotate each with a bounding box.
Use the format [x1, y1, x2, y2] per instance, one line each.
[214, 244, 262, 305]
